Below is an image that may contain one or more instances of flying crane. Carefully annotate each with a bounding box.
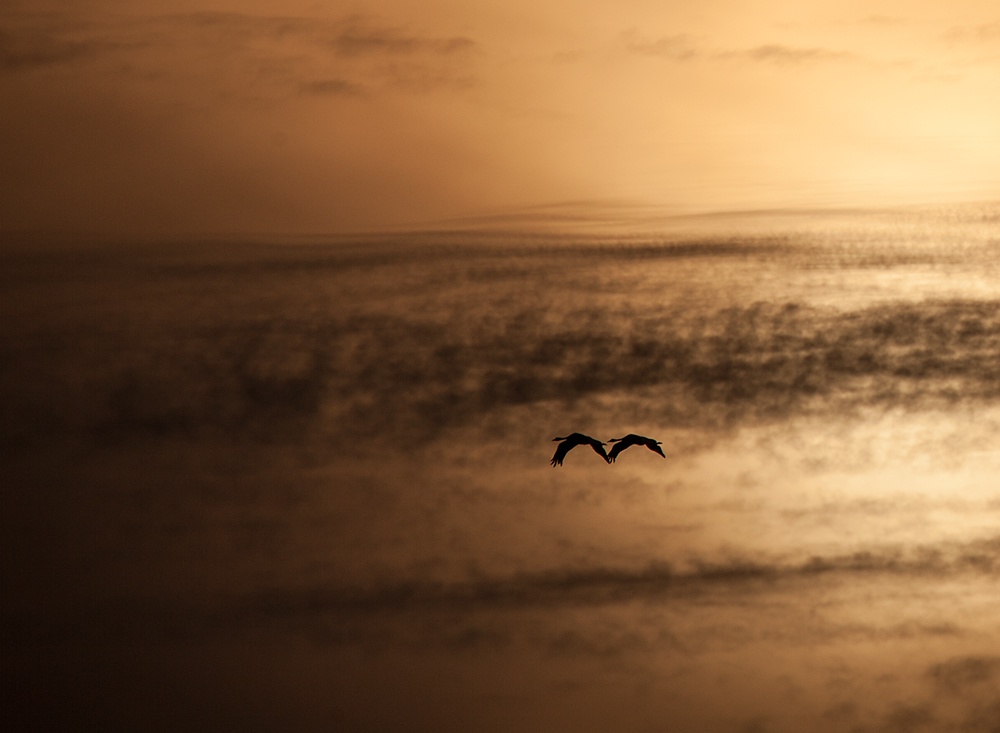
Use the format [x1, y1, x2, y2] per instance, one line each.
[550, 433, 610, 466]
[607, 434, 665, 462]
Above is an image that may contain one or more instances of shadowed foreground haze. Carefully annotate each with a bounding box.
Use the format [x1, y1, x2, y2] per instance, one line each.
[6, 205, 1000, 731]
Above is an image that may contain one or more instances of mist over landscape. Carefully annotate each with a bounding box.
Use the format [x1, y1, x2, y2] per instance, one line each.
[5, 205, 1000, 731]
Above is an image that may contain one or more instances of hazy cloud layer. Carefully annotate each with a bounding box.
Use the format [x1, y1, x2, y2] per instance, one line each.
[224, 534, 1000, 620]
[7, 529, 1000, 646]
[0, 27, 106, 69]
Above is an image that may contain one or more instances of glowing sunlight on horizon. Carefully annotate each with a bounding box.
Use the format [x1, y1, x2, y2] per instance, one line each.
[2, 0, 999, 234]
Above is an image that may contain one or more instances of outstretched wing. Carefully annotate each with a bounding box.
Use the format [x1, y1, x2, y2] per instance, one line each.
[607, 441, 628, 463]
[551, 440, 571, 466]
[588, 438, 610, 463]
[647, 442, 666, 458]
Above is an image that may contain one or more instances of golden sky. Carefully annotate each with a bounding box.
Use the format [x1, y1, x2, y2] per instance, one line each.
[2, 0, 999, 233]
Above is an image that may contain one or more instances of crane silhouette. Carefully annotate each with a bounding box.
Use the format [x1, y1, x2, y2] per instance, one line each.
[551, 433, 610, 466]
[607, 434, 665, 462]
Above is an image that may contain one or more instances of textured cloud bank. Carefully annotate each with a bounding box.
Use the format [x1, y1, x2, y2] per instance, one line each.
[7, 222, 1000, 733]
[7, 232, 1000, 452]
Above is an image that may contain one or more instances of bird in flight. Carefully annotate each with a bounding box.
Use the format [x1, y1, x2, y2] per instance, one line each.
[607, 434, 665, 462]
[551, 433, 610, 466]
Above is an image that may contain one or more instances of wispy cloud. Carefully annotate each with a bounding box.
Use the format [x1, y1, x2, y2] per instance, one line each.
[620, 32, 858, 67]
[723, 43, 858, 66]
[945, 21, 1000, 43]
[164, 12, 481, 94]
[299, 77, 366, 97]
[321, 16, 476, 58]
[855, 15, 907, 27]
[167, 11, 478, 58]
[930, 656, 1000, 694]
[0, 27, 108, 70]
[0, 11, 481, 95]
[621, 30, 698, 60]
[880, 704, 936, 733]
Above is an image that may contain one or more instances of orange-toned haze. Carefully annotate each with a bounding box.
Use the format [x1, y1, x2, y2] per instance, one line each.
[9, 2, 1000, 732]
[2, 0, 999, 234]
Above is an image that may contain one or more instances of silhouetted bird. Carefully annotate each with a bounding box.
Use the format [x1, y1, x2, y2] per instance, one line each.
[607, 434, 665, 462]
[551, 433, 610, 466]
